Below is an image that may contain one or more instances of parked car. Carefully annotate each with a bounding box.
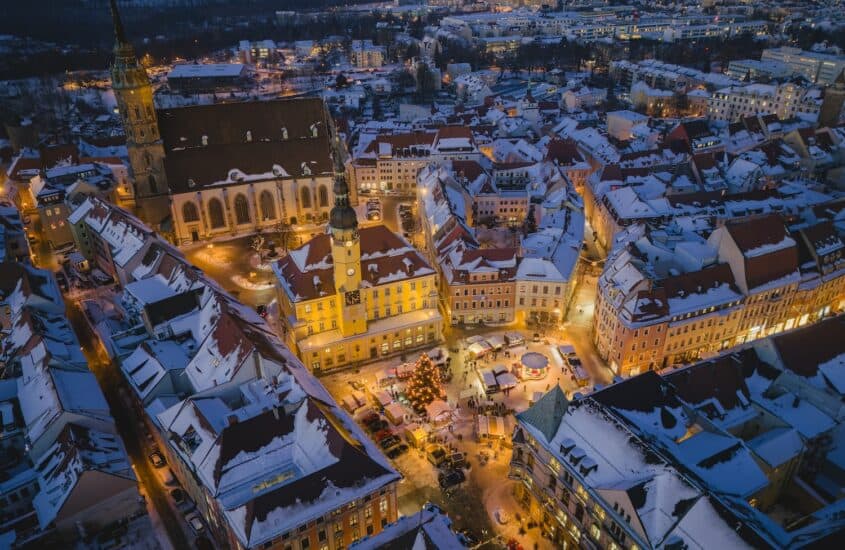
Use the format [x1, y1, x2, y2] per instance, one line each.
[366, 419, 388, 434]
[373, 429, 394, 443]
[438, 469, 466, 490]
[90, 269, 114, 285]
[379, 435, 401, 449]
[446, 452, 466, 469]
[185, 512, 205, 536]
[532, 333, 541, 343]
[149, 450, 166, 468]
[360, 411, 381, 426]
[426, 444, 448, 467]
[385, 442, 409, 459]
[256, 304, 268, 318]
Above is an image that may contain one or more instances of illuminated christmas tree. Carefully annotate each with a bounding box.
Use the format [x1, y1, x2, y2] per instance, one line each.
[406, 354, 442, 414]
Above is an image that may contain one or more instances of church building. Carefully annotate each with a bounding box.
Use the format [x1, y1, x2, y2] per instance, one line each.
[273, 176, 444, 373]
[108, 0, 340, 243]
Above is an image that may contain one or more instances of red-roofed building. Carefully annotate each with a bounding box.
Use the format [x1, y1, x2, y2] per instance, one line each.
[273, 178, 442, 371]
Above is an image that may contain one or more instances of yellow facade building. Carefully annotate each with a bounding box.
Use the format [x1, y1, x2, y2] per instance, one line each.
[274, 176, 443, 372]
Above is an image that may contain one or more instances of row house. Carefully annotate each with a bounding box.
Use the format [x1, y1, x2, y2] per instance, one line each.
[512, 320, 845, 550]
[0, 259, 139, 545]
[418, 162, 583, 327]
[71, 197, 403, 550]
[347, 126, 481, 195]
[594, 214, 845, 375]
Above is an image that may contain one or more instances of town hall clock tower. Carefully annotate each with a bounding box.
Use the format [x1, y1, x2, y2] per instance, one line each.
[330, 175, 367, 337]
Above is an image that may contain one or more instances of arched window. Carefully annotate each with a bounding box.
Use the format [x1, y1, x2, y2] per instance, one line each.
[148, 175, 157, 194]
[300, 187, 312, 209]
[259, 190, 276, 220]
[234, 194, 250, 224]
[208, 198, 225, 229]
[182, 202, 199, 223]
[318, 185, 329, 207]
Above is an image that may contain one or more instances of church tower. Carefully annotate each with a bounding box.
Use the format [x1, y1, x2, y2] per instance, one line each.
[819, 70, 845, 128]
[109, 0, 169, 225]
[329, 175, 366, 337]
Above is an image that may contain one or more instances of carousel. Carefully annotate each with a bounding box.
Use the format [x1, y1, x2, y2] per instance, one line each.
[519, 351, 549, 380]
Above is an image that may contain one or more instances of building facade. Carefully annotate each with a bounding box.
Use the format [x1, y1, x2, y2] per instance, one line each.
[274, 176, 443, 372]
[594, 215, 845, 375]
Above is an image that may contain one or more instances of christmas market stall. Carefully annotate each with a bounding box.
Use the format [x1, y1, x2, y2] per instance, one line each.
[385, 402, 406, 425]
[425, 399, 452, 427]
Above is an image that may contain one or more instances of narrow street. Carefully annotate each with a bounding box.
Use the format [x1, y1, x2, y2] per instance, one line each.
[65, 300, 189, 550]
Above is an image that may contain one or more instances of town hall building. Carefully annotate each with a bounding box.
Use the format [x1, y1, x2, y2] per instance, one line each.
[273, 176, 444, 372]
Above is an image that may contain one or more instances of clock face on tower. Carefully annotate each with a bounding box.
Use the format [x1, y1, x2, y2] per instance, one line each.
[347, 267, 356, 277]
[345, 289, 361, 306]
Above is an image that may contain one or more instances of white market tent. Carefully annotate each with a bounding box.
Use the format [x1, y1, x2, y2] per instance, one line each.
[480, 369, 498, 392]
[374, 390, 393, 407]
[468, 341, 492, 358]
[486, 334, 506, 350]
[504, 332, 525, 347]
[495, 372, 519, 390]
[425, 399, 452, 425]
[395, 363, 415, 379]
[376, 368, 397, 388]
[385, 402, 406, 425]
[478, 414, 506, 439]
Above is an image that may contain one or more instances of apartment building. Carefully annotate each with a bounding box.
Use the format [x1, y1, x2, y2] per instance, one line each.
[594, 214, 845, 375]
[348, 126, 481, 195]
[71, 196, 403, 549]
[350, 40, 386, 69]
[0, 259, 140, 545]
[511, 317, 845, 550]
[707, 82, 822, 123]
[761, 46, 845, 85]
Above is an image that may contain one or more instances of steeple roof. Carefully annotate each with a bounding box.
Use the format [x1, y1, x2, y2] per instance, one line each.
[330, 175, 357, 232]
[109, 0, 129, 47]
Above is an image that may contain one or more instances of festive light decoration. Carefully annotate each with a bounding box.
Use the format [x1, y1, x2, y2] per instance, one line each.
[406, 354, 443, 414]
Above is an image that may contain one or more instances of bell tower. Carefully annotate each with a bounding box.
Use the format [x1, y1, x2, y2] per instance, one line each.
[109, 0, 169, 225]
[329, 175, 366, 337]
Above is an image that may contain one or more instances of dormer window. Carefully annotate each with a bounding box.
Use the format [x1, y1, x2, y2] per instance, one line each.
[202, 135, 208, 146]
[246, 130, 253, 142]
[310, 123, 319, 138]
[281, 127, 289, 140]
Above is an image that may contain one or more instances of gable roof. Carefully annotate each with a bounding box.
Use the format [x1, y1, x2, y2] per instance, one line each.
[516, 385, 569, 442]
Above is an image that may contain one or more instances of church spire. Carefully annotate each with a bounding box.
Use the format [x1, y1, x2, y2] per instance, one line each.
[330, 174, 358, 232]
[109, 0, 129, 47]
